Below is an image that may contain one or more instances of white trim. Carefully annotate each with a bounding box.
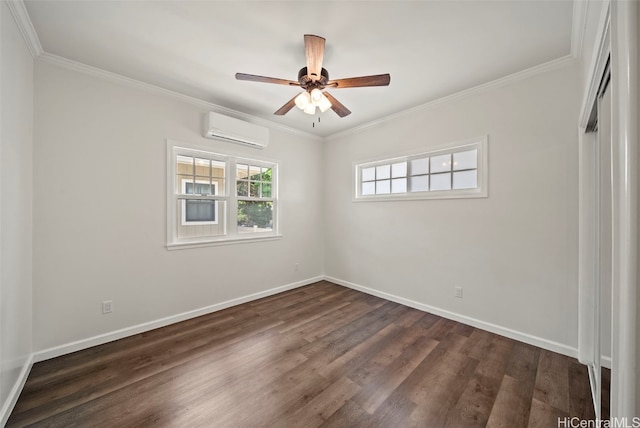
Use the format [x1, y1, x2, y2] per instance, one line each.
[579, 2, 611, 128]
[34, 276, 324, 363]
[0, 354, 34, 426]
[5, 0, 42, 58]
[36, 53, 323, 143]
[324, 276, 579, 359]
[610, 0, 638, 418]
[326, 55, 576, 141]
[166, 234, 283, 251]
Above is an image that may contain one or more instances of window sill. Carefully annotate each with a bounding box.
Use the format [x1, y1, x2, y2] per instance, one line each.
[166, 234, 283, 250]
[353, 188, 488, 202]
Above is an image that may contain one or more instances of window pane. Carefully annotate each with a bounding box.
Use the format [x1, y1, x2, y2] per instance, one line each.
[189, 182, 211, 195]
[453, 149, 477, 171]
[212, 161, 226, 179]
[391, 178, 407, 193]
[195, 158, 211, 177]
[376, 164, 391, 180]
[453, 170, 477, 189]
[177, 200, 226, 238]
[212, 179, 224, 196]
[237, 201, 273, 233]
[177, 175, 193, 194]
[261, 167, 272, 183]
[176, 156, 193, 175]
[411, 158, 429, 175]
[249, 165, 261, 180]
[376, 179, 391, 194]
[362, 167, 376, 182]
[410, 175, 429, 192]
[262, 183, 272, 198]
[431, 154, 451, 173]
[391, 162, 407, 178]
[237, 164, 249, 179]
[362, 181, 375, 195]
[237, 180, 248, 197]
[430, 173, 451, 190]
[250, 181, 260, 197]
[185, 200, 216, 222]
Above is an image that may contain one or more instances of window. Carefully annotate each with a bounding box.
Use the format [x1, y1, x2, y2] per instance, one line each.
[167, 141, 279, 249]
[355, 137, 487, 201]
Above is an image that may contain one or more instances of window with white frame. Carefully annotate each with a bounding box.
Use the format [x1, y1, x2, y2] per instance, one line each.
[167, 142, 278, 249]
[355, 137, 487, 201]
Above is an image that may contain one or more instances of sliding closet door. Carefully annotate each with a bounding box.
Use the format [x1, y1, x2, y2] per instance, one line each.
[597, 77, 612, 406]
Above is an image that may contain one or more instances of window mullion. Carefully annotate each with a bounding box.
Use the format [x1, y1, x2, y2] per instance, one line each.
[228, 159, 238, 237]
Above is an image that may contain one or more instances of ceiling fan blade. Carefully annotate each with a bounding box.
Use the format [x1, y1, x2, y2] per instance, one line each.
[274, 94, 298, 116]
[327, 74, 391, 88]
[323, 92, 351, 117]
[235, 73, 300, 86]
[304, 34, 325, 82]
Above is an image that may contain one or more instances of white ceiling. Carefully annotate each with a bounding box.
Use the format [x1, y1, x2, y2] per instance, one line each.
[23, 1, 575, 137]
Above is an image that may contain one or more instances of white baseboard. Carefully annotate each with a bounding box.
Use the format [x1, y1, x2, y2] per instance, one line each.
[34, 276, 324, 363]
[0, 353, 34, 427]
[324, 275, 580, 360]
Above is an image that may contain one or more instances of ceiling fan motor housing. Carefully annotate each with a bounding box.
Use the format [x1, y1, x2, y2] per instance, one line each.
[298, 67, 329, 89]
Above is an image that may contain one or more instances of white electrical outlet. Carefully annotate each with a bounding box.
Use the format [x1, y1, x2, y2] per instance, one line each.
[294, 263, 300, 272]
[454, 287, 463, 298]
[102, 300, 113, 314]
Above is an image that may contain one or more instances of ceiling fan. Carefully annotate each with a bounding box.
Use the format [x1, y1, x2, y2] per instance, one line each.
[235, 34, 391, 118]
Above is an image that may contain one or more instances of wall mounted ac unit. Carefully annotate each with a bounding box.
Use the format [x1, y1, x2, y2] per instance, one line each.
[203, 112, 269, 149]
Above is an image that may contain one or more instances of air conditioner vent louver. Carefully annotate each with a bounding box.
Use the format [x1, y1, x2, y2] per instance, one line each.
[203, 112, 269, 149]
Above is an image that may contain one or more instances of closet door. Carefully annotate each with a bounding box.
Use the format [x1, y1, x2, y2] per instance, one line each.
[597, 75, 612, 419]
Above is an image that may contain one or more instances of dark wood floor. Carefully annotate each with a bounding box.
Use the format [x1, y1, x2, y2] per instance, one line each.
[9, 281, 607, 427]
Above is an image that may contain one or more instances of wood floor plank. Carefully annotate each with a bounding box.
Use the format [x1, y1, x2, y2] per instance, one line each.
[443, 335, 513, 427]
[350, 335, 439, 414]
[7, 281, 605, 427]
[533, 350, 570, 412]
[527, 397, 569, 428]
[277, 376, 361, 428]
[346, 323, 431, 387]
[486, 375, 535, 428]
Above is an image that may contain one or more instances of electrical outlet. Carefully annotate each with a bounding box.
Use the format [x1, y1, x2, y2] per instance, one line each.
[102, 300, 113, 314]
[294, 263, 300, 272]
[454, 287, 463, 298]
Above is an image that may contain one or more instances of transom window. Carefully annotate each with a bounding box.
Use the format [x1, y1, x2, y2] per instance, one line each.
[355, 137, 487, 201]
[167, 141, 279, 249]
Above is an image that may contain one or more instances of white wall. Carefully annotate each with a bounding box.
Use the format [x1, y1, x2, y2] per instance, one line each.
[33, 59, 324, 353]
[324, 63, 580, 351]
[1, 0, 34, 418]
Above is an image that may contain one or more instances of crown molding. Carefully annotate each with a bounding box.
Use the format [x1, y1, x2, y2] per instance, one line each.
[326, 55, 577, 141]
[5, 0, 42, 58]
[37, 52, 323, 142]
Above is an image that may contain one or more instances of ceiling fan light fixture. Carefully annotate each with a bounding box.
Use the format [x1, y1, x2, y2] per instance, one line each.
[303, 103, 316, 115]
[318, 93, 332, 112]
[294, 91, 311, 109]
[310, 88, 323, 105]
